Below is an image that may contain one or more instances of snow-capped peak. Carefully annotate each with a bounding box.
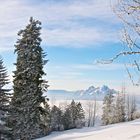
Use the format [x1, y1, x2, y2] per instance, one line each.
[85, 86, 95, 94]
[76, 85, 117, 96]
[99, 85, 110, 93]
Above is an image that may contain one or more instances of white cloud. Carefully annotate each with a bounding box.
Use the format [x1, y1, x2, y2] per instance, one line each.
[75, 63, 125, 70]
[45, 62, 128, 90]
[47, 63, 125, 73]
[0, 0, 121, 52]
[42, 27, 119, 47]
[40, 0, 117, 23]
[0, 46, 13, 52]
[48, 78, 124, 91]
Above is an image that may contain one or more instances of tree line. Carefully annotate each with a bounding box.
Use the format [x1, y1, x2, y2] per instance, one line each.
[102, 91, 138, 125]
[0, 17, 85, 140]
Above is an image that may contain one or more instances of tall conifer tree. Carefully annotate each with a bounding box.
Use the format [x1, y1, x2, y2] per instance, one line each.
[0, 57, 12, 139]
[75, 102, 85, 128]
[50, 105, 63, 131]
[11, 17, 48, 139]
[63, 100, 85, 129]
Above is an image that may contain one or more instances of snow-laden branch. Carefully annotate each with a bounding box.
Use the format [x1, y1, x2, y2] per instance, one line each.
[96, 51, 140, 64]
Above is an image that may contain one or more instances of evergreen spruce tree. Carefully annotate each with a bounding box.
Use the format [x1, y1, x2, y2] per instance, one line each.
[75, 102, 85, 128]
[63, 100, 85, 129]
[63, 106, 73, 130]
[50, 105, 64, 131]
[0, 57, 12, 139]
[11, 17, 48, 139]
[70, 100, 79, 128]
[102, 92, 115, 125]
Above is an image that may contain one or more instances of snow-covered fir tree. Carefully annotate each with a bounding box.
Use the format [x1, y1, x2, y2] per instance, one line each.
[0, 57, 12, 139]
[63, 100, 85, 130]
[63, 105, 73, 130]
[50, 105, 64, 131]
[102, 92, 115, 125]
[114, 93, 126, 123]
[10, 17, 49, 139]
[75, 102, 85, 128]
[69, 100, 79, 128]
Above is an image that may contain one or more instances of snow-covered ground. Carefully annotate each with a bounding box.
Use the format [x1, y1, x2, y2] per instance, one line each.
[37, 119, 140, 140]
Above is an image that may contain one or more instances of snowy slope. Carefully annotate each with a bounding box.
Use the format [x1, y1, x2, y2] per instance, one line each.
[36, 119, 140, 140]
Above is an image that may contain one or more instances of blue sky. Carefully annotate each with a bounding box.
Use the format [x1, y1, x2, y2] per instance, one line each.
[1, 0, 140, 93]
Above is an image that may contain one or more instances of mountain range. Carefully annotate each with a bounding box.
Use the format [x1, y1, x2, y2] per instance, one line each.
[45, 85, 118, 100]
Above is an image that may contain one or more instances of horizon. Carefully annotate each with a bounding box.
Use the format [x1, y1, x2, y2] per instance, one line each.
[1, 0, 140, 94]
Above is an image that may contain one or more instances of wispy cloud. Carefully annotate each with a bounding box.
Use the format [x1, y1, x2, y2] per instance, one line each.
[0, 0, 121, 52]
[47, 63, 125, 73]
[42, 27, 119, 47]
[48, 78, 123, 90]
